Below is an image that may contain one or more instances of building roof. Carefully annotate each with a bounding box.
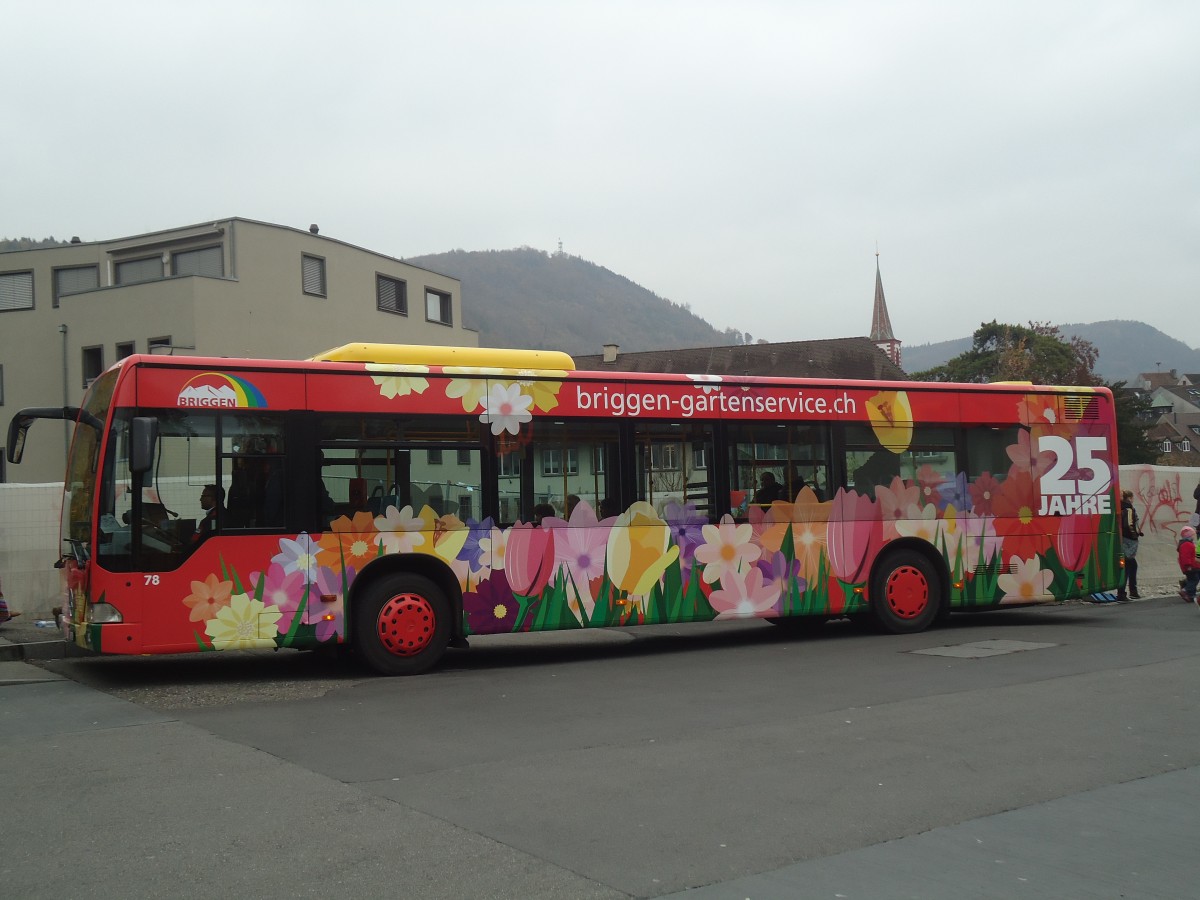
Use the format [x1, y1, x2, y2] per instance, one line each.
[574, 337, 909, 381]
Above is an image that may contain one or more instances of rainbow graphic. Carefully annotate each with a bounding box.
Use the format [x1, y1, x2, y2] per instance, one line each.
[177, 373, 267, 409]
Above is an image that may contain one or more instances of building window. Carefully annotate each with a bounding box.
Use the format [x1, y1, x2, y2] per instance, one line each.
[427, 448, 443, 465]
[53, 264, 99, 307]
[115, 256, 164, 285]
[116, 341, 136, 360]
[458, 494, 473, 520]
[425, 288, 452, 325]
[457, 448, 471, 466]
[302, 254, 326, 297]
[0, 271, 34, 312]
[377, 274, 407, 315]
[82, 346, 104, 387]
[1183, 439, 1193, 452]
[148, 336, 172, 354]
[497, 452, 521, 477]
[172, 246, 224, 277]
[1162, 439, 1173, 453]
[542, 447, 578, 476]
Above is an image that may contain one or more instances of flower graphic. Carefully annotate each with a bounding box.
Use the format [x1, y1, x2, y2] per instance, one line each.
[478, 383, 534, 436]
[272, 534, 319, 583]
[374, 504, 429, 554]
[317, 510, 378, 570]
[708, 566, 782, 620]
[505, 523, 556, 597]
[826, 488, 883, 585]
[694, 520, 760, 584]
[663, 499, 707, 576]
[464, 571, 519, 635]
[960, 511, 1002, 568]
[866, 390, 913, 452]
[895, 501, 939, 543]
[1006, 429, 1054, 478]
[182, 573, 234, 622]
[552, 502, 611, 621]
[686, 373, 723, 392]
[513, 373, 565, 412]
[992, 469, 1056, 562]
[997, 555, 1053, 604]
[205, 593, 283, 650]
[915, 465, 945, 507]
[366, 363, 430, 399]
[1055, 513, 1099, 573]
[874, 476, 921, 541]
[606, 501, 680, 596]
[460, 517, 496, 571]
[309, 565, 349, 641]
[446, 374, 490, 412]
[249, 563, 306, 632]
[968, 472, 1001, 516]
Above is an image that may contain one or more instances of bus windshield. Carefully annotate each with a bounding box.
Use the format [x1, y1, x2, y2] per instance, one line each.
[61, 369, 120, 563]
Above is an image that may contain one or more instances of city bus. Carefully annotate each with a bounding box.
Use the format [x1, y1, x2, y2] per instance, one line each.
[7, 344, 1122, 675]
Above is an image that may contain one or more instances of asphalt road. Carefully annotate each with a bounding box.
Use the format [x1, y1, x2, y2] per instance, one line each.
[4, 598, 1200, 898]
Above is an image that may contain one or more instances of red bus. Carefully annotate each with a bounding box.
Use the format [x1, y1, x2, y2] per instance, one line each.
[7, 343, 1122, 674]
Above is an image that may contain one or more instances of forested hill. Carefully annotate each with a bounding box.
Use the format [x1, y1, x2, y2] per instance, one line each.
[903, 320, 1200, 384]
[405, 247, 735, 354]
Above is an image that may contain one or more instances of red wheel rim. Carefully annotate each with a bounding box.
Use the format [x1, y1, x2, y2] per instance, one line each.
[377, 593, 436, 656]
[884, 565, 929, 619]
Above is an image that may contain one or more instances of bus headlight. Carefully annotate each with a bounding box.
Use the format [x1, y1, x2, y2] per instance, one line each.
[89, 603, 124, 624]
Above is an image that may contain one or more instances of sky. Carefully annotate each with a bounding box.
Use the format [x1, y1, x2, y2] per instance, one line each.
[4, 0, 1198, 348]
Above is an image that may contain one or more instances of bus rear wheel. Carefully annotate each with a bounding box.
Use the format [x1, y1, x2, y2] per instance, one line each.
[354, 572, 450, 675]
[870, 550, 941, 634]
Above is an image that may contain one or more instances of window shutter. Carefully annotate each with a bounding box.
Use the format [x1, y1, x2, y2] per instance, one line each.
[302, 255, 326, 295]
[0, 272, 34, 310]
[55, 265, 99, 298]
[173, 246, 224, 277]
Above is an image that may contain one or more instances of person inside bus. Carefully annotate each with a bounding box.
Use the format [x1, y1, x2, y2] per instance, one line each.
[193, 484, 225, 545]
[753, 472, 786, 505]
[598, 497, 620, 520]
[533, 502, 556, 525]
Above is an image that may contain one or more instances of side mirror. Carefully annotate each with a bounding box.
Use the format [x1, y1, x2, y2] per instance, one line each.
[130, 417, 159, 475]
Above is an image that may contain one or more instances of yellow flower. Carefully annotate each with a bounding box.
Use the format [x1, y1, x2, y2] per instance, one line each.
[205, 593, 282, 650]
[606, 501, 680, 595]
[866, 390, 913, 452]
[366, 363, 430, 399]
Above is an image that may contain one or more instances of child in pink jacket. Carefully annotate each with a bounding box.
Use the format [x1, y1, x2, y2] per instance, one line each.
[1179, 526, 1199, 605]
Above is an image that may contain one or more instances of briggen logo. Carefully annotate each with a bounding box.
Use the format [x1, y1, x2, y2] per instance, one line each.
[177, 373, 268, 408]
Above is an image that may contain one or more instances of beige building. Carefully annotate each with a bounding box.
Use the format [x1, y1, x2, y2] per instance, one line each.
[0, 217, 477, 483]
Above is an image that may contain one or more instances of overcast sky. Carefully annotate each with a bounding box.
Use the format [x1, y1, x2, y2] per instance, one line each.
[4, 1, 1197, 348]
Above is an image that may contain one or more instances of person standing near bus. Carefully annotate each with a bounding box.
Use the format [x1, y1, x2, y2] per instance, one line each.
[1117, 490, 1143, 600]
[1178, 526, 1198, 605]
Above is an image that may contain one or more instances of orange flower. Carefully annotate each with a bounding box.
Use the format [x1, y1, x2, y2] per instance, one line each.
[757, 487, 830, 581]
[317, 511, 378, 569]
[182, 573, 234, 622]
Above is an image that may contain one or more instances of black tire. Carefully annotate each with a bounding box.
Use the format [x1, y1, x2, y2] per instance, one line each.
[353, 572, 451, 675]
[766, 615, 827, 634]
[870, 549, 942, 634]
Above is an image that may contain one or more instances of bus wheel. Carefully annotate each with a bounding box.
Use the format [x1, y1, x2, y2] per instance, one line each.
[354, 573, 450, 675]
[870, 550, 941, 634]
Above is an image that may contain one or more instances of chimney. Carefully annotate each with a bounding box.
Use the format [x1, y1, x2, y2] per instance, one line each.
[602, 343, 619, 364]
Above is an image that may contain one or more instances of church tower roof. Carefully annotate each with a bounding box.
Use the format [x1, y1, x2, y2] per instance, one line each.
[869, 253, 895, 342]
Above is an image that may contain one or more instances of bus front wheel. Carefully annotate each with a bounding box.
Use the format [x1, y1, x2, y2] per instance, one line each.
[354, 572, 451, 675]
[870, 550, 941, 634]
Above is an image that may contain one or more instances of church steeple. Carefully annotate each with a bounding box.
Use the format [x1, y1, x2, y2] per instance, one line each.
[869, 251, 901, 368]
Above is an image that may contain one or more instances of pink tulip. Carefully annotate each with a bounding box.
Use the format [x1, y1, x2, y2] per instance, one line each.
[826, 488, 883, 584]
[504, 524, 556, 597]
[1055, 513, 1099, 573]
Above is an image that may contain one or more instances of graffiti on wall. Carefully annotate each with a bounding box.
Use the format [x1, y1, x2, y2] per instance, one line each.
[1123, 465, 1198, 537]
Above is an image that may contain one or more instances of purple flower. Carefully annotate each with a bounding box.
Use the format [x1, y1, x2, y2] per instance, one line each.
[464, 570, 519, 635]
[460, 517, 496, 571]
